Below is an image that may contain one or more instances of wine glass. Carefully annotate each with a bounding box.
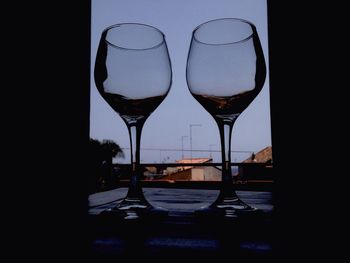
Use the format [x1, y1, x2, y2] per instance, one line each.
[186, 18, 266, 219]
[94, 23, 172, 220]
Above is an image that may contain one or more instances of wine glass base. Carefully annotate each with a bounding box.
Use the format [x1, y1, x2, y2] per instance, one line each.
[100, 198, 168, 221]
[194, 197, 264, 221]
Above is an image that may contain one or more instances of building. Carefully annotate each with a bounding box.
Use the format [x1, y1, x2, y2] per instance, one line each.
[143, 147, 273, 182]
[160, 158, 221, 181]
[238, 146, 273, 180]
[243, 146, 273, 163]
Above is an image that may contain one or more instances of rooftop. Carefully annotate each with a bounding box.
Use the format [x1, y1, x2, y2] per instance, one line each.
[243, 146, 273, 163]
[174, 157, 212, 171]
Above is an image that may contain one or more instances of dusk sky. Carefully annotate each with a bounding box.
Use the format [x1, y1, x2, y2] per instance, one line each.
[90, 0, 271, 163]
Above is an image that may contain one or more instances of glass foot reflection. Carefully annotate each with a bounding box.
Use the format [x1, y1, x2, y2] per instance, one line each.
[101, 198, 168, 220]
[195, 197, 263, 220]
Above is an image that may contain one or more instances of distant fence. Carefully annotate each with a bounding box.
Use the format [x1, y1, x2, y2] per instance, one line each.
[89, 144, 273, 194]
[89, 162, 273, 194]
[116, 148, 255, 163]
[112, 162, 273, 181]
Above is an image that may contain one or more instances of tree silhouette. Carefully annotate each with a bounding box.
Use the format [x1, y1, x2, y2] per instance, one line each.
[88, 138, 124, 193]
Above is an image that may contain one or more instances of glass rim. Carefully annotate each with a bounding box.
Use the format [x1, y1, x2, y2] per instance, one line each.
[102, 22, 166, 51]
[193, 18, 255, 46]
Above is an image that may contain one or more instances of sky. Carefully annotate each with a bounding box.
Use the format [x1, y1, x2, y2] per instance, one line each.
[90, 0, 271, 163]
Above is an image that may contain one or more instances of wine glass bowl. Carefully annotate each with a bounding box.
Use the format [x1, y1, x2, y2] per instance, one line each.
[186, 18, 266, 219]
[94, 23, 172, 220]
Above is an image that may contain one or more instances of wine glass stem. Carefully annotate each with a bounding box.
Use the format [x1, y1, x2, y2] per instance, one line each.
[125, 122, 146, 200]
[216, 117, 239, 200]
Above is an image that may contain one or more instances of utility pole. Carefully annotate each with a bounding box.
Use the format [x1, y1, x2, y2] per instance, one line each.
[189, 124, 201, 163]
[209, 144, 216, 159]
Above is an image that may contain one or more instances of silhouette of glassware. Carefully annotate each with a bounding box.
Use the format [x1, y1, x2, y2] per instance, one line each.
[186, 18, 266, 219]
[94, 23, 172, 220]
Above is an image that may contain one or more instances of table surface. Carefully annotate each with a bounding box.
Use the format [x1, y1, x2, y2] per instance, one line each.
[88, 188, 275, 260]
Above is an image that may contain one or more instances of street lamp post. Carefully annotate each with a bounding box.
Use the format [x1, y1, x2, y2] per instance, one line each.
[181, 135, 188, 159]
[189, 124, 201, 162]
